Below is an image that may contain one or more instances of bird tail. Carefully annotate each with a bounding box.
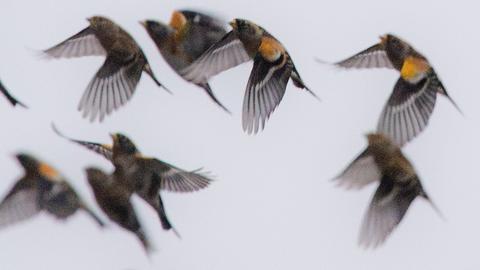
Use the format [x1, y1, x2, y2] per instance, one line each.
[144, 63, 172, 94]
[432, 72, 463, 115]
[420, 190, 446, 222]
[157, 195, 181, 239]
[290, 68, 320, 101]
[82, 205, 106, 228]
[199, 83, 231, 114]
[0, 82, 27, 108]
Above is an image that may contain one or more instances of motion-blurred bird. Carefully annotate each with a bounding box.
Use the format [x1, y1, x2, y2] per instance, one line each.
[334, 133, 442, 248]
[85, 167, 151, 253]
[332, 34, 460, 146]
[43, 16, 169, 122]
[0, 153, 104, 229]
[52, 125, 212, 236]
[0, 80, 26, 107]
[141, 10, 230, 112]
[179, 18, 318, 134]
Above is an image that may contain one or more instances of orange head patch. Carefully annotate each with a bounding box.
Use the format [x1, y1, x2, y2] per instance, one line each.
[400, 56, 430, 82]
[259, 37, 284, 62]
[38, 162, 61, 182]
[169, 11, 187, 31]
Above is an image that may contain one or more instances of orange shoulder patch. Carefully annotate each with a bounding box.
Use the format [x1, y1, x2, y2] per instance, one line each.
[401, 56, 431, 81]
[169, 11, 187, 31]
[38, 163, 61, 182]
[259, 37, 285, 62]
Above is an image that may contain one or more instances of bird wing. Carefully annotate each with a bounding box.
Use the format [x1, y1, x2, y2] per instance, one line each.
[0, 180, 41, 228]
[43, 27, 106, 58]
[142, 158, 212, 193]
[358, 175, 419, 248]
[0, 80, 27, 108]
[242, 54, 292, 134]
[52, 124, 113, 161]
[333, 149, 381, 190]
[334, 43, 393, 69]
[377, 74, 438, 147]
[179, 31, 251, 84]
[78, 54, 144, 122]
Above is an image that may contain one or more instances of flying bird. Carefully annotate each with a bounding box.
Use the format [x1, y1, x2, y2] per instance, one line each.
[179, 18, 318, 134]
[0, 80, 27, 107]
[332, 34, 461, 146]
[334, 133, 443, 248]
[43, 16, 169, 122]
[0, 153, 104, 229]
[52, 125, 213, 236]
[141, 10, 230, 112]
[85, 167, 151, 253]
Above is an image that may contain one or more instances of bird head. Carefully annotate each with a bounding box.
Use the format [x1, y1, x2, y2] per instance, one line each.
[87, 16, 114, 30]
[230, 19, 262, 38]
[366, 133, 398, 155]
[381, 34, 411, 58]
[15, 153, 62, 181]
[140, 20, 174, 43]
[15, 153, 39, 173]
[110, 133, 139, 156]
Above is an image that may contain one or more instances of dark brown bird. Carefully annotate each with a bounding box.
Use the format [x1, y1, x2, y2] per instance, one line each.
[43, 16, 169, 122]
[0, 153, 104, 229]
[0, 80, 26, 107]
[179, 18, 318, 134]
[85, 167, 151, 253]
[334, 133, 442, 248]
[332, 34, 461, 146]
[141, 10, 230, 112]
[52, 125, 212, 237]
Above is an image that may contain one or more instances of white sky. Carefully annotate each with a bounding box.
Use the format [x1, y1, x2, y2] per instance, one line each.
[0, 0, 478, 269]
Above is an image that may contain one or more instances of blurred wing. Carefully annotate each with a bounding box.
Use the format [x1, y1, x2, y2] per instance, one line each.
[0, 182, 41, 228]
[334, 149, 381, 190]
[335, 43, 393, 69]
[52, 124, 113, 161]
[377, 76, 438, 146]
[242, 55, 292, 134]
[358, 176, 418, 248]
[144, 158, 212, 193]
[180, 10, 226, 33]
[78, 55, 144, 122]
[179, 31, 251, 84]
[43, 27, 106, 58]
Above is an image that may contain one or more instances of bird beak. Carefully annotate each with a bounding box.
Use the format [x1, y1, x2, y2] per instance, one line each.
[139, 21, 147, 28]
[379, 35, 387, 44]
[229, 20, 237, 29]
[109, 133, 117, 142]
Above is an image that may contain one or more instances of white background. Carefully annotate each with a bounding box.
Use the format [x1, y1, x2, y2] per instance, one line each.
[0, 0, 477, 269]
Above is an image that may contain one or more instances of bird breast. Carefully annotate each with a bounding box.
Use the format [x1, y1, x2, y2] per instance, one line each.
[259, 37, 285, 62]
[400, 56, 430, 84]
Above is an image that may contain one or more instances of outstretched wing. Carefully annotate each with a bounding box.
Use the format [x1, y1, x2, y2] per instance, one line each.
[78, 54, 144, 122]
[377, 75, 438, 146]
[142, 158, 213, 193]
[333, 149, 381, 190]
[334, 43, 393, 69]
[0, 180, 41, 229]
[242, 54, 292, 134]
[179, 31, 251, 84]
[43, 27, 106, 59]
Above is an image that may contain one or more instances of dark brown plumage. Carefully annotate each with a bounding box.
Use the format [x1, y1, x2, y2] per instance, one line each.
[0, 153, 104, 229]
[332, 34, 460, 146]
[141, 10, 230, 112]
[334, 133, 442, 248]
[43, 16, 169, 122]
[85, 167, 151, 253]
[180, 18, 318, 134]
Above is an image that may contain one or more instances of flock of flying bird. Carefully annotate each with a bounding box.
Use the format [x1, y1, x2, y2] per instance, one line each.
[0, 9, 461, 252]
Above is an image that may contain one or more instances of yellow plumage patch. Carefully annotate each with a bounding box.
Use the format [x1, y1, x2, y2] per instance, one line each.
[169, 11, 187, 31]
[259, 37, 284, 62]
[38, 163, 60, 181]
[401, 56, 430, 81]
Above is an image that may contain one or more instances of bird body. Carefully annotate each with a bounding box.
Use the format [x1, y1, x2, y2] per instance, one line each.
[142, 10, 230, 112]
[180, 18, 317, 134]
[333, 34, 460, 146]
[334, 134, 441, 248]
[44, 16, 168, 122]
[0, 154, 104, 229]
